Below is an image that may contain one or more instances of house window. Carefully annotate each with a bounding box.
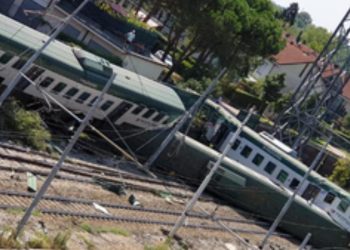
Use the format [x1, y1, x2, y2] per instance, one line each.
[132, 105, 146, 115]
[264, 162, 276, 175]
[277, 170, 289, 183]
[153, 113, 166, 122]
[51, 82, 67, 94]
[76, 92, 91, 103]
[252, 153, 264, 166]
[39, 77, 54, 88]
[0, 52, 14, 64]
[142, 109, 156, 118]
[289, 178, 300, 190]
[337, 199, 350, 213]
[240, 146, 252, 158]
[12, 58, 26, 69]
[64, 87, 79, 99]
[100, 100, 114, 111]
[231, 139, 241, 150]
[324, 193, 335, 204]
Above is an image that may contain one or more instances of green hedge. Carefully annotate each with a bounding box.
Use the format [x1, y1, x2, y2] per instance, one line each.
[228, 89, 267, 112]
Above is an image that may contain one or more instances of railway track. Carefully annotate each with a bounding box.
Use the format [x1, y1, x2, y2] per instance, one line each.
[0, 145, 214, 201]
[0, 189, 289, 238]
[0, 142, 295, 248]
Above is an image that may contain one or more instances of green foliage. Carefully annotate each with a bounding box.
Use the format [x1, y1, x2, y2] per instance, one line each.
[0, 229, 21, 249]
[80, 223, 129, 237]
[272, 92, 292, 113]
[260, 74, 285, 102]
[26, 231, 71, 250]
[2, 100, 51, 150]
[177, 78, 222, 98]
[294, 11, 312, 29]
[144, 238, 172, 250]
[342, 114, 350, 131]
[329, 158, 350, 189]
[301, 25, 332, 53]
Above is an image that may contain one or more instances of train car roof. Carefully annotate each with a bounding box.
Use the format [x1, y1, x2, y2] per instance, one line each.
[0, 14, 185, 117]
[205, 100, 350, 202]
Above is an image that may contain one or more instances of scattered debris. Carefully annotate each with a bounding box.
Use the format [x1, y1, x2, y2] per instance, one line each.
[128, 194, 141, 207]
[27, 172, 37, 192]
[92, 203, 109, 215]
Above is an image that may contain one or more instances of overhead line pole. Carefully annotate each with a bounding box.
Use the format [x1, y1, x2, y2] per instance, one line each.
[260, 136, 332, 249]
[15, 72, 115, 237]
[168, 109, 253, 238]
[143, 68, 227, 170]
[0, 0, 90, 107]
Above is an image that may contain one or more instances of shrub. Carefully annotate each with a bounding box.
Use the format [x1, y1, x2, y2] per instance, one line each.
[329, 158, 350, 189]
[1, 100, 51, 150]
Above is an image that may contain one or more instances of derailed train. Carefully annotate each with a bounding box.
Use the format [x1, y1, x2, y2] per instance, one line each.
[0, 14, 350, 248]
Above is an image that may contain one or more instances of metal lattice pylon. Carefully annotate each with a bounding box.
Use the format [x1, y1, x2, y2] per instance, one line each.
[273, 8, 350, 154]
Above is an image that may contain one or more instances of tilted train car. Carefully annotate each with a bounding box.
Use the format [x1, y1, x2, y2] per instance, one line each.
[0, 14, 185, 132]
[156, 133, 350, 248]
[194, 100, 350, 233]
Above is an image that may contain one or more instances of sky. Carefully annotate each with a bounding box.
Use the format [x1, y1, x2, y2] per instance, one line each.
[273, 0, 349, 32]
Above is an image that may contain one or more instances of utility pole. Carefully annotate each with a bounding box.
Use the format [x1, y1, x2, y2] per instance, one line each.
[143, 68, 227, 170]
[0, 0, 90, 107]
[168, 109, 253, 238]
[15, 72, 116, 237]
[260, 136, 332, 249]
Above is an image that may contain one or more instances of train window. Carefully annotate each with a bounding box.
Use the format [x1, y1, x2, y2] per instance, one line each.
[162, 117, 169, 125]
[26, 66, 44, 81]
[64, 87, 79, 99]
[109, 101, 133, 122]
[324, 193, 336, 204]
[39, 77, 54, 88]
[12, 58, 26, 69]
[153, 113, 165, 122]
[100, 100, 114, 111]
[231, 139, 241, 150]
[0, 76, 4, 84]
[132, 105, 145, 115]
[51, 82, 67, 94]
[76, 92, 91, 103]
[289, 178, 300, 190]
[88, 96, 98, 106]
[277, 170, 289, 183]
[264, 162, 276, 174]
[0, 52, 14, 64]
[252, 153, 264, 166]
[337, 200, 350, 213]
[240, 146, 252, 158]
[142, 109, 156, 118]
[302, 184, 321, 201]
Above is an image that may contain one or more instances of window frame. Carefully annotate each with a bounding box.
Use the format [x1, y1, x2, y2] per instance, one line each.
[76, 92, 91, 104]
[39, 77, 54, 88]
[252, 153, 264, 166]
[276, 170, 289, 183]
[100, 100, 114, 111]
[264, 162, 276, 175]
[51, 82, 67, 94]
[63, 87, 79, 99]
[240, 145, 253, 158]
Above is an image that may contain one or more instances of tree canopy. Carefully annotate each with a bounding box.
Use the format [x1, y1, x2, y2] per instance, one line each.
[150, 0, 285, 81]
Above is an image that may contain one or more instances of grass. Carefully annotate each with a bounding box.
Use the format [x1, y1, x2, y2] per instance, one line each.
[0, 229, 22, 249]
[26, 231, 71, 250]
[144, 238, 172, 250]
[6, 208, 24, 215]
[80, 223, 129, 237]
[79, 235, 96, 250]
